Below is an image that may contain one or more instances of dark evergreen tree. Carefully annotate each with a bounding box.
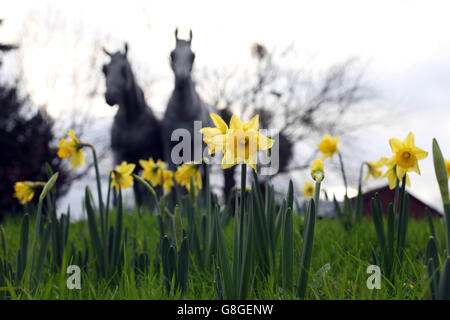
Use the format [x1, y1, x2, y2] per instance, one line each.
[0, 20, 70, 219]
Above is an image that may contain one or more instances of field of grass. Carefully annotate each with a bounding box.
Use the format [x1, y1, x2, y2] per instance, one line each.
[0, 208, 444, 299]
[4, 127, 450, 301]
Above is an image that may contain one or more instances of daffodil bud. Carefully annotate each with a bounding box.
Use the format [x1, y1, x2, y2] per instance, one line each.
[311, 158, 325, 183]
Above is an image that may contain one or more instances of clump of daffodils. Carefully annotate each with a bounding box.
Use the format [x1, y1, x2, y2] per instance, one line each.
[175, 162, 203, 195]
[200, 113, 274, 171]
[13, 181, 45, 205]
[302, 182, 315, 198]
[110, 161, 136, 193]
[57, 129, 86, 169]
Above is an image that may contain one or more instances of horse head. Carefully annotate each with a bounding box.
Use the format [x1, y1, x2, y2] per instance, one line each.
[102, 43, 133, 107]
[170, 28, 195, 84]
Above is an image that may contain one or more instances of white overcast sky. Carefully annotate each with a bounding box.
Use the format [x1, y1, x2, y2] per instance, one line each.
[1, 0, 450, 215]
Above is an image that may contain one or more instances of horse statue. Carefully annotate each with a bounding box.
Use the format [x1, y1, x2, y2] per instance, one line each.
[162, 29, 212, 170]
[102, 43, 164, 205]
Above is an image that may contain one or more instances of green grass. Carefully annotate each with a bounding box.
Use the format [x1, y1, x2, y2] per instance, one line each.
[0, 211, 443, 300]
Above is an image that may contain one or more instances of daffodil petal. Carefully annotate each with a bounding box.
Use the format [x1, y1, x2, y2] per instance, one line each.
[243, 115, 259, 131]
[230, 114, 244, 130]
[389, 138, 403, 153]
[209, 113, 228, 133]
[404, 132, 415, 147]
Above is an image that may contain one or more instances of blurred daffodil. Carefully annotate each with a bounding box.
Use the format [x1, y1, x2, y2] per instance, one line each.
[389, 132, 428, 181]
[13, 181, 44, 205]
[302, 182, 315, 198]
[200, 113, 228, 154]
[311, 158, 325, 183]
[365, 158, 385, 180]
[57, 129, 86, 169]
[162, 169, 174, 193]
[445, 159, 450, 178]
[319, 134, 339, 159]
[219, 114, 274, 171]
[110, 161, 136, 193]
[175, 162, 203, 194]
[139, 158, 166, 187]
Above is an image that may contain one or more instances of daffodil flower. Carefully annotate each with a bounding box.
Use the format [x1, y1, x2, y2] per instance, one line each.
[311, 158, 325, 183]
[302, 182, 315, 198]
[389, 132, 428, 181]
[200, 113, 229, 154]
[319, 134, 339, 159]
[365, 158, 385, 180]
[13, 181, 45, 205]
[110, 161, 136, 193]
[139, 158, 166, 187]
[218, 114, 274, 171]
[175, 162, 202, 194]
[57, 129, 86, 169]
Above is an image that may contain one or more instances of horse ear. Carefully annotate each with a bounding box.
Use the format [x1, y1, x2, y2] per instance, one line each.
[123, 43, 128, 56]
[174, 28, 179, 41]
[103, 47, 112, 57]
[189, 29, 193, 44]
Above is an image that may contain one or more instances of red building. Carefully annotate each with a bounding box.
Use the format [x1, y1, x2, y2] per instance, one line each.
[359, 185, 442, 219]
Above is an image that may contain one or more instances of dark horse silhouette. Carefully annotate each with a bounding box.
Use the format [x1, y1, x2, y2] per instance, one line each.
[102, 43, 164, 206]
[162, 29, 211, 171]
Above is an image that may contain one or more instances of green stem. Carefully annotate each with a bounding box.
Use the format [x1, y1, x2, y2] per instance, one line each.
[87, 145, 105, 226]
[239, 164, 247, 258]
[338, 152, 348, 196]
[314, 181, 321, 219]
[206, 162, 211, 217]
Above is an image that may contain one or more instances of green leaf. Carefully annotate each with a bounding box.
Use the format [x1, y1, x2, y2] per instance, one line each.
[371, 195, 386, 253]
[433, 138, 450, 205]
[173, 205, 183, 251]
[39, 173, 59, 203]
[296, 199, 316, 299]
[426, 237, 440, 299]
[281, 207, 294, 292]
[438, 257, 450, 300]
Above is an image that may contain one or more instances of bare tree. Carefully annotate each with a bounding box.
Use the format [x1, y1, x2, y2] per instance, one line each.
[12, 6, 112, 187]
[198, 43, 377, 200]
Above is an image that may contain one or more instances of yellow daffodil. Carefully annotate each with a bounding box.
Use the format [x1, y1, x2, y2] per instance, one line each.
[14, 181, 37, 204]
[311, 158, 325, 182]
[57, 129, 86, 169]
[302, 182, 315, 198]
[175, 162, 202, 194]
[319, 134, 339, 159]
[139, 158, 166, 187]
[162, 170, 174, 193]
[382, 156, 411, 189]
[445, 159, 450, 178]
[110, 161, 136, 193]
[365, 158, 385, 180]
[199, 113, 228, 154]
[388, 132, 428, 181]
[219, 114, 274, 171]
